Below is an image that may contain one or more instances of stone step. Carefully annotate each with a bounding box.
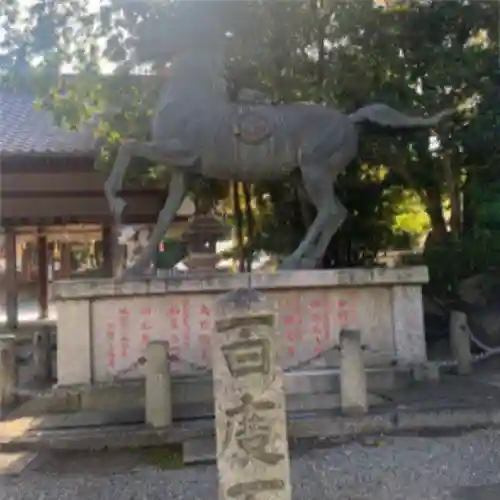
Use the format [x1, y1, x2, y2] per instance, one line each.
[183, 436, 216, 465]
[14, 367, 409, 419]
[11, 387, 389, 423]
[0, 451, 38, 475]
[0, 404, 499, 453]
[16, 409, 144, 430]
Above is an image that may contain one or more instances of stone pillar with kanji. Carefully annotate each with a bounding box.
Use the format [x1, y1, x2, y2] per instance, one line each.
[212, 288, 291, 500]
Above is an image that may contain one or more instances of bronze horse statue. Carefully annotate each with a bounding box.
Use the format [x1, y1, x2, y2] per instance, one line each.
[104, 25, 453, 277]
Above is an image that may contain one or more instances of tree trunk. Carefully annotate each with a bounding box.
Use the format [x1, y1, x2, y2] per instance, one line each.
[462, 174, 474, 234]
[243, 184, 254, 273]
[232, 182, 246, 273]
[443, 154, 462, 238]
[423, 185, 448, 244]
[311, 0, 327, 89]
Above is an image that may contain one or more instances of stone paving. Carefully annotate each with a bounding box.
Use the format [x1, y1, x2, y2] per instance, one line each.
[1, 428, 500, 499]
[2, 345, 500, 498]
[1, 369, 500, 499]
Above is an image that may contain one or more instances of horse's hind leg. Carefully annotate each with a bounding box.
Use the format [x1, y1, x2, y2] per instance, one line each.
[303, 193, 347, 265]
[280, 168, 334, 270]
[286, 139, 355, 268]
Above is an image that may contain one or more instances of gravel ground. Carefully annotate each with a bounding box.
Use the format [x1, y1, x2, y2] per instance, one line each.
[2, 429, 500, 499]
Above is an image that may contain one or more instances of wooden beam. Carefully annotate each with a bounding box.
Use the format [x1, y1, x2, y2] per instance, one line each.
[37, 232, 49, 320]
[1, 195, 166, 221]
[1, 171, 107, 193]
[4, 228, 18, 329]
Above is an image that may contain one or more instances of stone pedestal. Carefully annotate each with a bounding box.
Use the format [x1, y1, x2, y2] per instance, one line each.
[145, 341, 172, 428]
[0, 335, 17, 411]
[450, 311, 472, 375]
[340, 329, 368, 416]
[52, 267, 429, 388]
[213, 288, 291, 500]
[33, 327, 52, 381]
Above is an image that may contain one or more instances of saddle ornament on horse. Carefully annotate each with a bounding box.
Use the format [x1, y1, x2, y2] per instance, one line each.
[232, 109, 273, 146]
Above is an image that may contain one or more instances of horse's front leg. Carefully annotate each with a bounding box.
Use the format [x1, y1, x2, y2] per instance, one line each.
[104, 139, 195, 221]
[104, 140, 138, 220]
[124, 171, 188, 277]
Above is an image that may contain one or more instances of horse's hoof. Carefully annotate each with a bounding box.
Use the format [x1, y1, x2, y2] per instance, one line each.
[279, 256, 319, 270]
[279, 256, 301, 270]
[122, 261, 153, 279]
[121, 267, 144, 280]
[297, 257, 319, 270]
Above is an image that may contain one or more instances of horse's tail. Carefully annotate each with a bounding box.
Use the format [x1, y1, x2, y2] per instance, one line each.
[349, 103, 455, 129]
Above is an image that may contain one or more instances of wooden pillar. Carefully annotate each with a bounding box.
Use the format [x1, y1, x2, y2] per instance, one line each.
[26, 242, 35, 281]
[102, 224, 123, 277]
[5, 229, 18, 330]
[20, 243, 29, 281]
[102, 225, 113, 277]
[60, 243, 72, 279]
[37, 232, 49, 320]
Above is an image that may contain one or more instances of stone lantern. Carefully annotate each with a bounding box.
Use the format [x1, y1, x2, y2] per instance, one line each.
[183, 213, 228, 273]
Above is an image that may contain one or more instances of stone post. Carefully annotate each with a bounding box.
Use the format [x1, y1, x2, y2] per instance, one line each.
[33, 327, 52, 381]
[213, 288, 291, 500]
[340, 329, 368, 416]
[0, 335, 18, 413]
[450, 311, 472, 375]
[145, 340, 172, 428]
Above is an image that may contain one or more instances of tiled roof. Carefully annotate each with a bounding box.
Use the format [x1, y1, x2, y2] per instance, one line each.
[0, 90, 96, 156]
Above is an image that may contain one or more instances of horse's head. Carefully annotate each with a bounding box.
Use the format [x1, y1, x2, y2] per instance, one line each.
[133, 3, 227, 65]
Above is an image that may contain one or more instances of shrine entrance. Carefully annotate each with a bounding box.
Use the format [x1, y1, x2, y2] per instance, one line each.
[0, 88, 194, 332]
